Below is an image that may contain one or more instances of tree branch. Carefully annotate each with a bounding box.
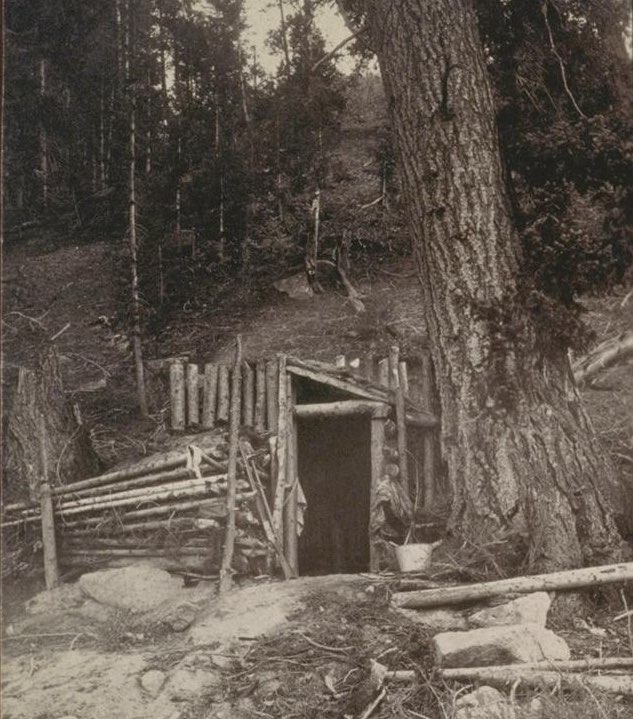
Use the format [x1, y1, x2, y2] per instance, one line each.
[311, 27, 367, 72]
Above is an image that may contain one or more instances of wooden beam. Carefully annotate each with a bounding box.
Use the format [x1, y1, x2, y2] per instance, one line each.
[295, 400, 390, 419]
[265, 359, 279, 431]
[38, 415, 59, 589]
[254, 360, 266, 432]
[392, 562, 633, 609]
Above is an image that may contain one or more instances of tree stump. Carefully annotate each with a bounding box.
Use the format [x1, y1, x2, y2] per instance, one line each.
[4, 346, 101, 500]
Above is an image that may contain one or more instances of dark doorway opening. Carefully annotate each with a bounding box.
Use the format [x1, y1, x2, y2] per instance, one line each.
[297, 415, 371, 575]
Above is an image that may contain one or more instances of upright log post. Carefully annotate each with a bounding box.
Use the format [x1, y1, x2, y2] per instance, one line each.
[398, 361, 409, 395]
[254, 360, 266, 432]
[271, 355, 287, 550]
[335, 354, 346, 368]
[242, 362, 254, 426]
[395, 386, 410, 496]
[421, 349, 438, 508]
[219, 336, 242, 593]
[369, 414, 386, 572]
[378, 358, 389, 387]
[38, 415, 59, 589]
[186, 363, 199, 427]
[388, 345, 400, 389]
[201, 363, 218, 429]
[216, 365, 230, 423]
[284, 374, 298, 575]
[170, 361, 185, 431]
[265, 359, 279, 431]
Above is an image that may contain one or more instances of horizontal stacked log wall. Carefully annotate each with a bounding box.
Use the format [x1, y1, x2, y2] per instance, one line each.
[2, 436, 275, 576]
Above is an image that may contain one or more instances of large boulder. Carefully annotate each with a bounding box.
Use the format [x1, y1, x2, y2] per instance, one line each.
[78, 565, 184, 613]
[433, 623, 570, 668]
[467, 592, 551, 628]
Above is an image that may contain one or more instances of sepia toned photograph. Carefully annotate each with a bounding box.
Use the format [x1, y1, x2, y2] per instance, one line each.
[1, 1, 632, 717]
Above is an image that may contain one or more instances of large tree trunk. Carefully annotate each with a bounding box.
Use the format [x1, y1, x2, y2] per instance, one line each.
[5, 347, 101, 500]
[361, 0, 623, 571]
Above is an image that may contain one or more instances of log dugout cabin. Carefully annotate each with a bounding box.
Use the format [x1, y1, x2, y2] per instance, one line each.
[166, 348, 440, 576]
[2, 348, 441, 579]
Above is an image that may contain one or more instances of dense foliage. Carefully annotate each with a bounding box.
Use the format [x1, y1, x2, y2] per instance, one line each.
[4, 0, 631, 348]
[476, 0, 633, 308]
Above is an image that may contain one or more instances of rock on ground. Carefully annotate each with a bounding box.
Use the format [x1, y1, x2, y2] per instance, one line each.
[395, 607, 468, 631]
[78, 565, 185, 613]
[433, 623, 570, 667]
[467, 592, 551, 628]
[455, 686, 514, 719]
[141, 669, 167, 696]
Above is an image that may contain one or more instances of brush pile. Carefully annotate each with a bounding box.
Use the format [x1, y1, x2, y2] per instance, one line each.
[1, 429, 274, 576]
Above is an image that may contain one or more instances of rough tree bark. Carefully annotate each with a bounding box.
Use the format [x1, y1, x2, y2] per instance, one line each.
[359, 0, 624, 570]
[5, 346, 101, 500]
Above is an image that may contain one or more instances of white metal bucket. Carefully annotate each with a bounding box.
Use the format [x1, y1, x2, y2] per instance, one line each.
[395, 542, 439, 573]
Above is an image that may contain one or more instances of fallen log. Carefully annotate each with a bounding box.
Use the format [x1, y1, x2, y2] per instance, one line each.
[441, 668, 633, 697]
[392, 562, 633, 609]
[388, 657, 633, 682]
[573, 331, 633, 386]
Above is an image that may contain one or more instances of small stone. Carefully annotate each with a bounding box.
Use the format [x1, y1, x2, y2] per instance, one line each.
[140, 669, 166, 696]
[433, 623, 570, 668]
[468, 592, 552, 628]
[529, 697, 544, 715]
[455, 686, 513, 719]
[164, 668, 221, 701]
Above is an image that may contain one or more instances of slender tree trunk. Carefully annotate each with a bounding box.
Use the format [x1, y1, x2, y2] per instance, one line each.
[99, 81, 106, 190]
[361, 0, 623, 571]
[39, 59, 48, 207]
[1, 0, 4, 246]
[277, 0, 292, 72]
[126, 0, 148, 417]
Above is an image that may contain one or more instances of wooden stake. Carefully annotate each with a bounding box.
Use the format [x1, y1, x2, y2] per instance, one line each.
[388, 345, 400, 389]
[37, 415, 59, 589]
[216, 365, 230, 423]
[395, 386, 410, 497]
[170, 361, 185, 431]
[392, 562, 633, 609]
[265, 359, 279, 431]
[254, 360, 266, 432]
[271, 355, 287, 547]
[201, 363, 218, 429]
[335, 354, 346, 368]
[242, 362, 254, 426]
[186, 363, 200, 426]
[369, 416, 386, 572]
[284, 374, 298, 575]
[421, 349, 437, 508]
[219, 336, 242, 593]
[398, 361, 409, 395]
[377, 358, 389, 387]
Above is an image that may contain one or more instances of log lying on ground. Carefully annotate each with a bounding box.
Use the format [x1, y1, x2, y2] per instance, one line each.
[392, 563, 633, 609]
[441, 668, 633, 697]
[388, 657, 633, 681]
[573, 331, 633, 386]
